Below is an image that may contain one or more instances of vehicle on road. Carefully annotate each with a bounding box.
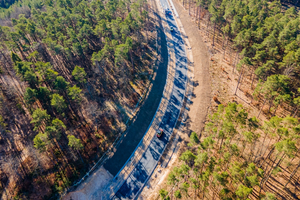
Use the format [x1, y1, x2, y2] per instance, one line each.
[165, 8, 171, 15]
[170, 27, 174, 32]
[157, 128, 164, 138]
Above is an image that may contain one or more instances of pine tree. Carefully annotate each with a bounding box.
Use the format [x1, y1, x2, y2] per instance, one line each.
[33, 132, 49, 152]
[68, 135, 84, 163]
[72, 66, 87, 85]
[24, 87, 37, 105]
[31, 108, 50, 130]
[51, 93, 67, 113]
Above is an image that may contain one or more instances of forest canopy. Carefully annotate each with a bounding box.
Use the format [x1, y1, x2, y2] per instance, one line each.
[0, 0, 154, 198]
[188, 0, 300, 118]
[161, 103, 300, 199]
[157, 0, 300, 199]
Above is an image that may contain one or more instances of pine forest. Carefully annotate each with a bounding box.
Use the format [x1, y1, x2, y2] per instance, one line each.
[157, 0, 300, 199]
[2, 0, 300, 198]
[0, 0, 154, 199]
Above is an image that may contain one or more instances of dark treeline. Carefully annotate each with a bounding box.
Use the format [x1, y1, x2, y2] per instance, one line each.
[0, 0, 18, 9]
[0, 0, 153, 199]
[0, 0, 40, 21]
[281, 0, 300, 7]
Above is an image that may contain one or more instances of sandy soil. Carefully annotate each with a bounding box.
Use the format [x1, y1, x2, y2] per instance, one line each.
[174, 4, 211, 135]
[63, 166, 113, 200]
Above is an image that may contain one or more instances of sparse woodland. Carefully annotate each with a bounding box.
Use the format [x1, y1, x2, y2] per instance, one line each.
[160, 103, 300, 199]
[158, 0, 300, 199]
[0, 0, 154, 199]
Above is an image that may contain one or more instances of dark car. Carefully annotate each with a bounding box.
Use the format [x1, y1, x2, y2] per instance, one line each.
[157, 128, 164, 138]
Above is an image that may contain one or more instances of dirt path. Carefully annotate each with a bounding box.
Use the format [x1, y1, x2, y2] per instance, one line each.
[172, 0, 211, 135]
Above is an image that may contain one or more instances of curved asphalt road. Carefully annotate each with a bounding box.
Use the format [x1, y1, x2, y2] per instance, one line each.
[112, 0, 188, 198]
[103, 5, 169, 176]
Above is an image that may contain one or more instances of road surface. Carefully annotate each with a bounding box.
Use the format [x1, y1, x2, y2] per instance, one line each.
[103, 5, 169, 176]
[112, 0, 188, 198]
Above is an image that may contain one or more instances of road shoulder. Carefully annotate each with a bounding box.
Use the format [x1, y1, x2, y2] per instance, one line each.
[172, 0, 211, 134]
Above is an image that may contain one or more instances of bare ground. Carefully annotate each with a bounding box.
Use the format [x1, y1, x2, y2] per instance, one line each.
[63, 166, 113, 200]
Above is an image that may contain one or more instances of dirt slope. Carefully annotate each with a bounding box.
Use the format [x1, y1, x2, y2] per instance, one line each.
[172, 0, 211, 135]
